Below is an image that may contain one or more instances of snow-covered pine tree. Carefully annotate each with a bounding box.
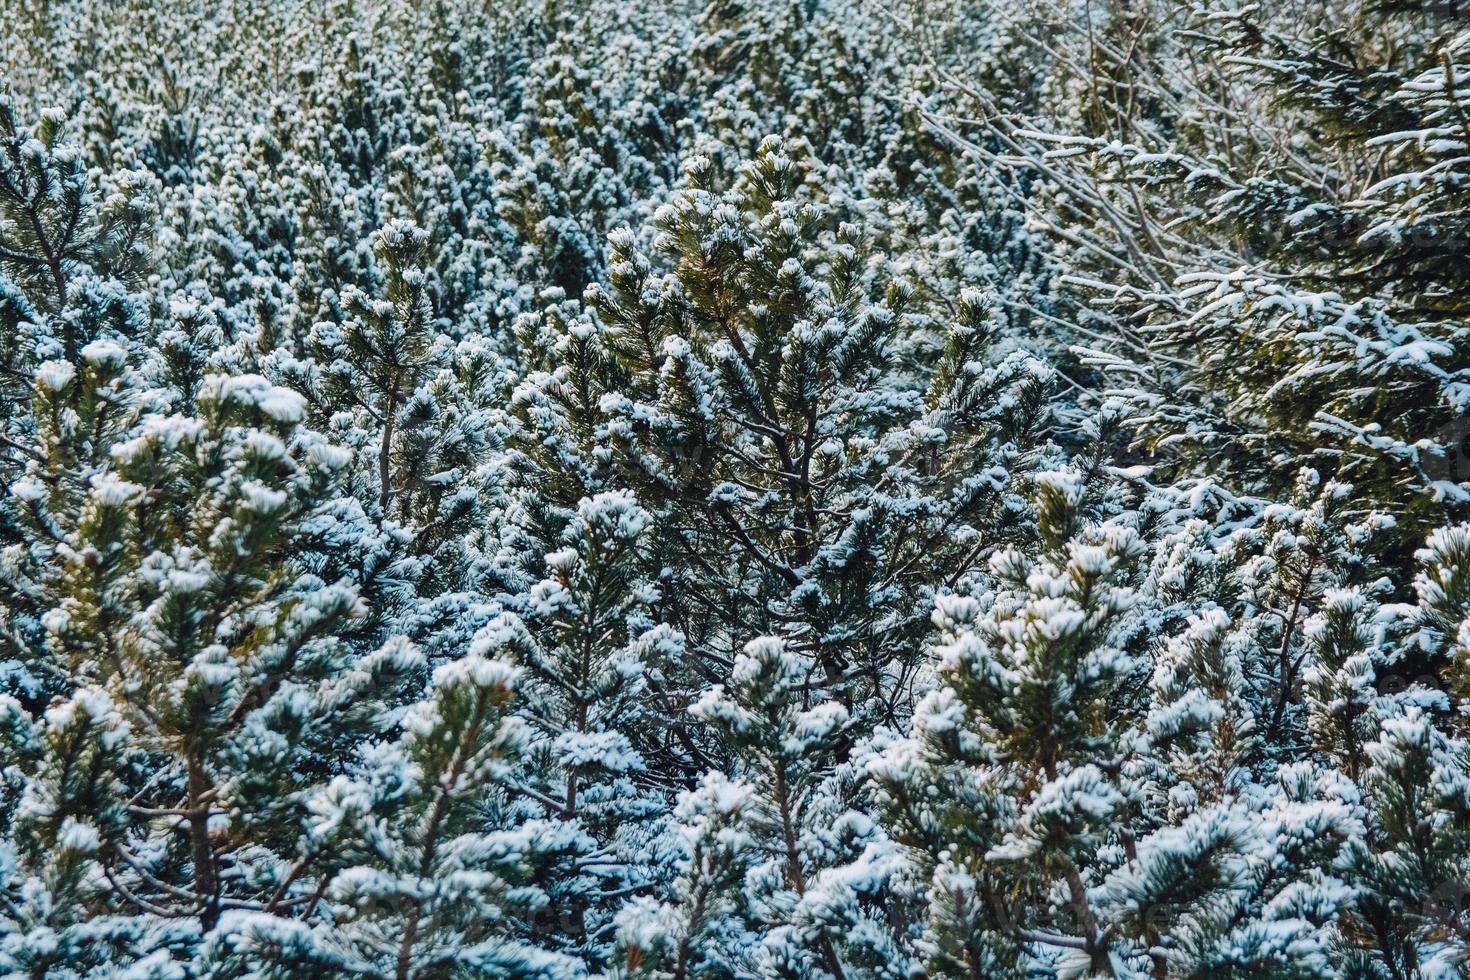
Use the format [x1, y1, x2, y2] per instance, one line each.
[1116, 605, 1360, 978]
[1328, 523, 1470, 978]
[615, 635, 860, 979]
[514, 489, 677, 962]
[307, 219, 442, 520]
[0, 368, 420, 971]
[587, 135, 1053, 724]
[207, 627, 586, 980]
[494, 133, 1055, 801]
[0, 99, 157, 707]
[0, 97, 152, 353]
[282, 216, 503, 653]
[865, 469, 1143, 976]
[917, 0, 1470, 548]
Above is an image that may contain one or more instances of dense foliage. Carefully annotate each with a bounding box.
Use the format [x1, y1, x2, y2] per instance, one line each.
[3, 0, 1470, 976]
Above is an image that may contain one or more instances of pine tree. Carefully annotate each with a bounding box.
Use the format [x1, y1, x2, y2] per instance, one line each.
[0, 97, 152, 341]
[617, 636, 859, 979]
[0, 369, 421, 968]
[587, 135, 1051, 723]
[0, 99, 154, 706]
[868, 469, 1143, 976]
[515, 489, 676, 961]
[0, 689, 190, 976]
[922, 0, 1470, 540]
[287, 216, 502, 651]
[209, 630, 586, 979]
[1331, 523, 1470, 978]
